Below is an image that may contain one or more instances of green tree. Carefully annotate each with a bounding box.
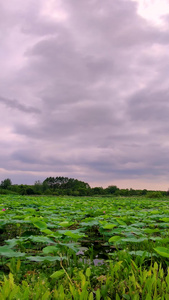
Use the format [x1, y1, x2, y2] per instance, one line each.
[34, 180, 43, 194]
[105, 185, 119, 195]
[1, 178, 12, 189]
[43, 177, 90, 194]
[91, 187, 104, 195]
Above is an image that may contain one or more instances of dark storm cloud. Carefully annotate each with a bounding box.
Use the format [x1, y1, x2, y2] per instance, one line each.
[0, 96, 40, 114]
[14, 101, 121, 143]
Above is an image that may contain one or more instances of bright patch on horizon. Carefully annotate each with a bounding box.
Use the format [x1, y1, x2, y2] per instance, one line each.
[132, 0, 169, 26]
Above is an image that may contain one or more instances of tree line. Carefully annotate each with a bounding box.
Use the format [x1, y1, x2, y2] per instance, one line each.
[0, 177, 167, 198]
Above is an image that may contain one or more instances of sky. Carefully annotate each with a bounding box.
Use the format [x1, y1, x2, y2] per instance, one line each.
[1, 0, 169, 190]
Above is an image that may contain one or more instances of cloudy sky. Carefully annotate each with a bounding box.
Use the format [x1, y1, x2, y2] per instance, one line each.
[1, 0, 169, 190]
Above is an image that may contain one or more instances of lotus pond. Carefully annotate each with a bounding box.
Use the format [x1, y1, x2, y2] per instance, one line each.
[1, 195, 169, 299]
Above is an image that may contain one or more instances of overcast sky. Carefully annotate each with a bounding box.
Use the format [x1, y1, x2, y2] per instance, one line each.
[1, 0, 169, 190]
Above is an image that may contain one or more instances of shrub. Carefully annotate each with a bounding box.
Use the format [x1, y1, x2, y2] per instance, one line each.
[146, 191, 163, 198]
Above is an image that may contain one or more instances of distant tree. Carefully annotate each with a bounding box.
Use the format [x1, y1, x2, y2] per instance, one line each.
[26, 187, 35, 195]
[34, 180, 43, 194]
[118, 189, 129, 196]
[43, 177, 58, 191]
[78, 188, 88, 196]
[141, 189, 147, 196]
[146, 191, 163, 199]
[91, 187, 104, 195]
[18, 184, 27, 195]
[105, 185, 119, 195]
[11, 184, 20, 193]
[43, 177, 90, 194]
[1, 178, 12, 189]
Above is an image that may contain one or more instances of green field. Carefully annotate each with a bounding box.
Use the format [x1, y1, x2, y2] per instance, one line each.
[1, 195, 169, 299]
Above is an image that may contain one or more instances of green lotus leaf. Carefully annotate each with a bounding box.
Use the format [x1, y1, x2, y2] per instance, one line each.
[108, 236, 121, 243]
[154, 247, 169, 258]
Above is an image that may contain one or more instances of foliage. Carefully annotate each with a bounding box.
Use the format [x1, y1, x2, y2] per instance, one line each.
[0, 195, 169, 297]
[43, 177, 90, 192]
[146, 191, 163, 198]
[1, 260, 169, 299]
[0, 178, 12, 190]
[105, 185, 119, 195]
[0, 176, 168, 197]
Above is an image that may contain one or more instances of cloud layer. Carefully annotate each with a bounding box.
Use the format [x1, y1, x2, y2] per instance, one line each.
[1, 0, 169, 189]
